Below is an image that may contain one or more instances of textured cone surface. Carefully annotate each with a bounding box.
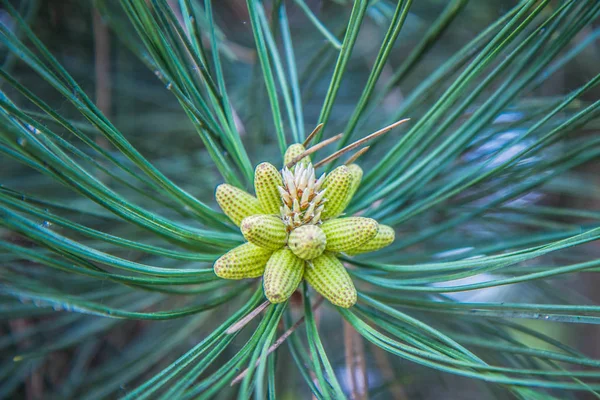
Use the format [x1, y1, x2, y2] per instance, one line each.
[288, 225, 326, 260]
[321, 166, 351, 220]
[340, 164, 363, 212]
[263, 249, 304, 303]
[216, 184, 263, 226]
[214, 242, 272, 279]
[241, 215, 288, 250]
[304, 253, 356, 308]
[346, 225, 395, 255]
[255, 162, 283, 214]
[284, 144, 310, 167]
[322, 217, 378, 252]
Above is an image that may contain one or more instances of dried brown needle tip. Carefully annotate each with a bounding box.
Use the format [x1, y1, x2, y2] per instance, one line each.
[345, 146, 370, 165]
[286, 133, 343, 169]
[302, 123, 324, 148]
[314, 118, 410, 168]
[226, 301, 270, 334]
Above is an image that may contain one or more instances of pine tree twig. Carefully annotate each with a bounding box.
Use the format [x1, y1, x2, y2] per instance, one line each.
[371, 342, 407, 399]
[344, 320, 358, 399]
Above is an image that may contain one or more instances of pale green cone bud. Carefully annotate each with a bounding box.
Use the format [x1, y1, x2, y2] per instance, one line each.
[346, 225, 395, 255]
[304, 253, 356, 308]
[284, 143, 310, 168]
[255, 162, 283, 214]
[339, 164, 363, 211]
[216, 184, 264, 226]
[214, 242, 272, 279]
[288, 224, 326, 260]
[263, 248, 305, 303]
[321, 217, 378, 252]
[321, 165, 351, 220]
[241, 215, 288, 250]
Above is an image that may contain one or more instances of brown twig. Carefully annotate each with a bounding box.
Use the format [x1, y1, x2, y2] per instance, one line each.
[286, 133, 343, 169]
[92, 9, 110, 152]
[344, 320, 358, 399]
[230, 297, 325, 386]
[345, 146, 370, 165]
[344, 320, 369, 400]
[302, 123, 324, 148]
[311, 301, 322, 400]
[355, 327, 368, 400]
[226, 301, 270, 335]
[313, 118, 410, 168]
[371, 342, 408, 399]
[93, 9, 111, 118]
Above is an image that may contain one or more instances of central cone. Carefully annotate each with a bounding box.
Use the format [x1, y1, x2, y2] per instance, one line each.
[288, 225, 326, 260]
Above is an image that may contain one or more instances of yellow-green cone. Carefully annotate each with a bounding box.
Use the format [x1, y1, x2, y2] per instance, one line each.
[241, 215, 288, 250]
[340, 164, 363, 211]
[254, 162, 283, 214]
[321, 165, 352, 220]
[263, 249, 305, 303]
[304, 253, 356, 308]
[214, 242, 272, 279]
[347, 164, 363, 196]
[321, 217, 378, 252]
[346, 225, 395, 255]
[284, 143, 310, 167]
[216, 184, 264, 226]
[288, 225, 326, 260]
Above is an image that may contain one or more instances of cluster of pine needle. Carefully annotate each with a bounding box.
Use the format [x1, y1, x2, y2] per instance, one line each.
[0, 0, 600, 398]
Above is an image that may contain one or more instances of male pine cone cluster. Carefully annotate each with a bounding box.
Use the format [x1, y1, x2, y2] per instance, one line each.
[213, 144, 394, 308]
